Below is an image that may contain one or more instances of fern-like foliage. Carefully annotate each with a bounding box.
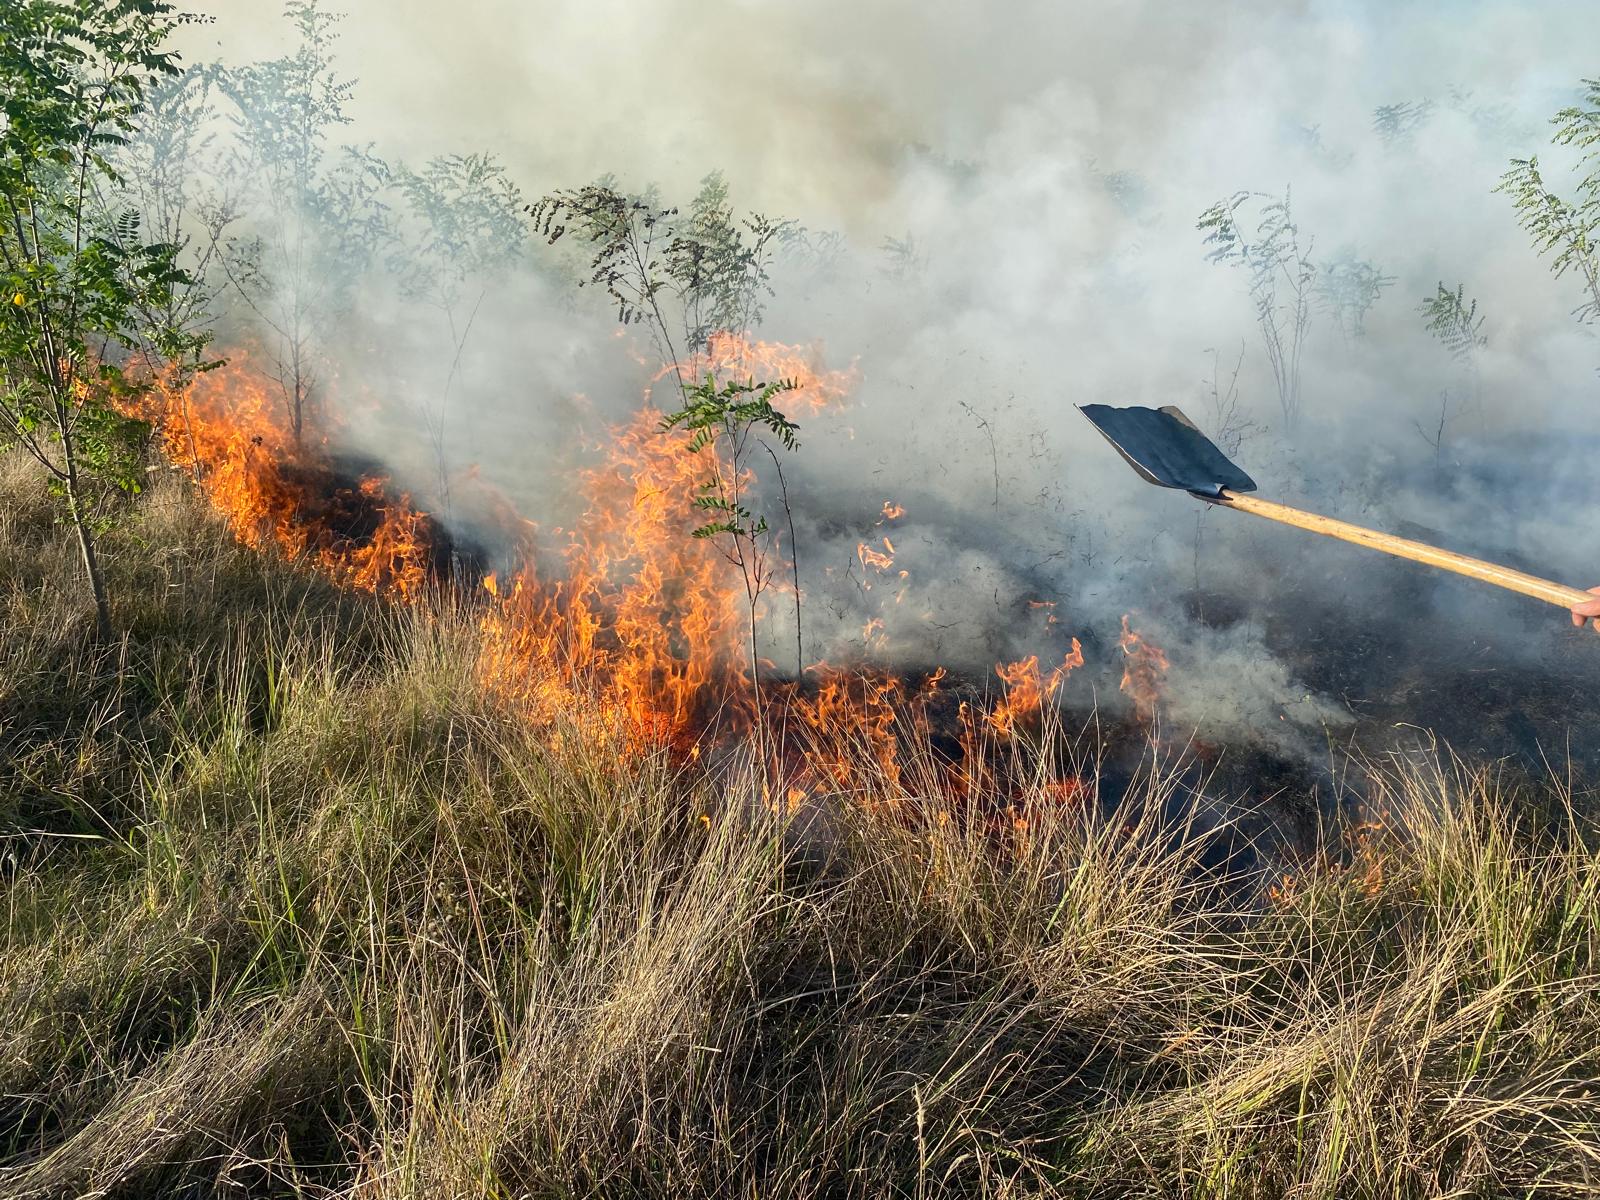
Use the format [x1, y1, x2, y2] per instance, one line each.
[1373, 99, 1435, 147]
[211, 1, 392, 441]
[880, 232, 921, 281]
[1199, 188, 1315, 427]
[660, 372, 802, 686]
[665, 172, 793, 353]
[528, 184, 679, 335]
[661, 374, 798, 540]
[1497, 78, 1600, 324]
[1420, 282, 1487, 365]
[392, 153, 523, 306]
[1317, 250, 1394, 340]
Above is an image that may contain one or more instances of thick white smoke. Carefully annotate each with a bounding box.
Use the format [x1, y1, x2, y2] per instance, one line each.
[182, 1, 1600, 762]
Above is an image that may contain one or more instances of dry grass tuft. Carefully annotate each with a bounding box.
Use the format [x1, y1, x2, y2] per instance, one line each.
[3, 456, 1599, 1197]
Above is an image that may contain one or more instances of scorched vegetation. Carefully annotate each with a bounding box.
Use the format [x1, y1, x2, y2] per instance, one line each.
[4, 459, 1600, 1197]
[4, 4, 1600, 1199]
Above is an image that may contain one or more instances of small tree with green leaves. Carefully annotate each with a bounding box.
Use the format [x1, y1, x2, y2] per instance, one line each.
[530, 176, 808, 690]
[106, 66, 230, 366]
[880, 232, 922, 282]
[0, 0, 202, 639]
[1420, 282, 1487, 366]
[665, 171, 793, 356]
[1317, 250, 1394, 342]
[1199, 188, 1316, 428]
[662, 374, 800, 696]
[529, 173, 793, 374]
[1498, 78, 1600, 326]
[1373, 99, 1436, 148]
[214, 0, 390, 444]
[529, 183, 687, 369]
[1416, 282, 1488, 465]
[99, 64, 235, 472]
[391, 152, 524, 517]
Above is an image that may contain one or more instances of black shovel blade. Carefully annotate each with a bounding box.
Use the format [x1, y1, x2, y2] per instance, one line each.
[1077, 404, 1257, 499]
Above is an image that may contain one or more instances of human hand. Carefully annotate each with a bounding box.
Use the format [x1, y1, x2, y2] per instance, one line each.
[1572, 587, 1600, 630]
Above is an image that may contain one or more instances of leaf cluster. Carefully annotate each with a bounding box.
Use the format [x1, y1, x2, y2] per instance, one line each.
[880, 232, 921, 282]
[1497, 78, 1600, 324]
[392, 152, 525, 307]
[0, 0, 203, 494]
[667, 172, 794, 352]
[528, 183, 674, 328]
[101, 65, 232, 382]
[660, 373, 798, 540]
[1317, 250, 1395, 340]
[213, 0, 392, 293]
[0, 1, 198, 197]
[207, 2, 392, 436]
[1373, 100, 1436, 147]
[528, 173, 793, 358]
[1419, 282, 1487, 365]
[212, 0, 354, 196]
[1200, 190, 1315, 292]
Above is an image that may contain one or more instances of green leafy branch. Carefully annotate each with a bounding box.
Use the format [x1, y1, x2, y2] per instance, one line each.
[662, 373, 798, 540]
[528, 183, 684, 372]
[1199, 188, 1316, 427]
[1419, 282, 1487, 366]
[660, 372, 801, 692]
[1317, 250, 1394, 341]
[1497, 78, 1600, 324]
[0, 0, 204, 637]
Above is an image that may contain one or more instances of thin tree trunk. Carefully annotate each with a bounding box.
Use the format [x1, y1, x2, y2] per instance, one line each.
[63, 467, 112, 640]
[48, 349, 112, 640]
[291, 343, 305, 445]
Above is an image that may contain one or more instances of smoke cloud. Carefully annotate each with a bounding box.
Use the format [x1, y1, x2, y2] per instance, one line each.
[182, 1, 1600, 768]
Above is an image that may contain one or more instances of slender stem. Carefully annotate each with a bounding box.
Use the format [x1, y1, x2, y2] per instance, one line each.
[762, 440, 803, 678]
[55, 393, 112, 639]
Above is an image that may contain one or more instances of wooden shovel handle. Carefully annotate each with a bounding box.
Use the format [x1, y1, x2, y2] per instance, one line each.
[1214, 490, 1594, 611]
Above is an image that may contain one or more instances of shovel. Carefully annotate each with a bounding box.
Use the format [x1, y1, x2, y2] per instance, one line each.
[1078, 403, 1594, 616]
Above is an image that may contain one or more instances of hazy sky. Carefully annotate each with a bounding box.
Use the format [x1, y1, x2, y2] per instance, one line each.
[184, 2, 1596, 232]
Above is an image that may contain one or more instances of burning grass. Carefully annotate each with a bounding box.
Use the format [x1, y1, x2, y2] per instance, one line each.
[3, 457, 1600, 1197]
[132, 341, 1118, 781]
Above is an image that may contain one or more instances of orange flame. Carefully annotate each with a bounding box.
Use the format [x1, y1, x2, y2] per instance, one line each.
[658, 331, 857, 418]
[988, 641, 1085, 736]
[137, 334, 1131, 818]
[1118, 615, 1169, 721]
[858, 537, 896, 572]
[135, 354, 433, 600]
[475, 405, 746, 748]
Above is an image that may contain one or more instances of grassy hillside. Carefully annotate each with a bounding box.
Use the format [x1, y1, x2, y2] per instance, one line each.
[3, 458, 1600, 1198]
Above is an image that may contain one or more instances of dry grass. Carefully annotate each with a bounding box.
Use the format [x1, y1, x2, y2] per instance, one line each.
[3, 460, 1600, 1198]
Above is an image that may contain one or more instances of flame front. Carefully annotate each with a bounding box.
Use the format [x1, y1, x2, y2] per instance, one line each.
[138, 354, 434, 600]
[988, 641, 1085, 736]
[141, 335, 1141, 789]
[476, 405, 748, 749]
